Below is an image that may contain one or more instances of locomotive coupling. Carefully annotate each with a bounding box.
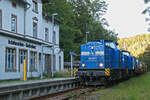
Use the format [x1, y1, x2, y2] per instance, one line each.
[105, 68, 110, 76]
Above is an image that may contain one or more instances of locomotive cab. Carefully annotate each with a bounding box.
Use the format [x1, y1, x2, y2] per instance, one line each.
[77, 40, 121, 85]
[80, 41, 105, 69]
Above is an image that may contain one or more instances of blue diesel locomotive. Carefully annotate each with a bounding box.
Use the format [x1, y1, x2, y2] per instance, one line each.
[77, 40, 146, 85]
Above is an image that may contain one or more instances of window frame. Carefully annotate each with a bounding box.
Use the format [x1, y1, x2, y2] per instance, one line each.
[32, 0, 38, 13]
[11, 14, 17, 33]
[5, 47, 16, 72]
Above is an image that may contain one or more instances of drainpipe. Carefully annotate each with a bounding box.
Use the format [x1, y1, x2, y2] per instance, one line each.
[24, 3, 31, 36]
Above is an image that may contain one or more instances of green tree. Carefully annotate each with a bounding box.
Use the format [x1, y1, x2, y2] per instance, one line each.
[43, 0, 80, 61]
[43, 0, 117, 61]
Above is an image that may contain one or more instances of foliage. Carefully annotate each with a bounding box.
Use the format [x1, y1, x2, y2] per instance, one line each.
[43, 0, 117, 61]
[92, 73, 150, 100]
[54, 70, 71, 78]
[142, 0, 150, 14]
[118, 34, 150, 69]
[144, 0, 150, 3]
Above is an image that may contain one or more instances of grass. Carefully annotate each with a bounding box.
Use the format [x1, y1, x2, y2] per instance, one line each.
[0, 80, 24, 84]
[92, 72, 150, 100]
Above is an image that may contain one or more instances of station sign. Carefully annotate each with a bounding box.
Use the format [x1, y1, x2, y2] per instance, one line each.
[8, 40, 36, 49]
[70, 51, 77, 56]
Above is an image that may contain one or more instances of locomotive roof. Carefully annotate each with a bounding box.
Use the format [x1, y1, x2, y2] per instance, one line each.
[94, 40, 118, 45]
[94, 39, 112, 42]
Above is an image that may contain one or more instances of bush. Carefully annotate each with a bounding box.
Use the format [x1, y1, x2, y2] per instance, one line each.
[54, 70, 71, 78]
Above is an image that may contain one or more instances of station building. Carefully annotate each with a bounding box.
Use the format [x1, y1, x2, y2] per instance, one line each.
[0, 0, 64, 80]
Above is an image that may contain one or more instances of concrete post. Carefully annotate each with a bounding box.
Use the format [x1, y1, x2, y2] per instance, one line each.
[41, 46, 44, 79]
[20, 64, 23, 80]
[51, 14, 57, 78]
[51, 15, 54, 77]
[71, 54, 73, 77]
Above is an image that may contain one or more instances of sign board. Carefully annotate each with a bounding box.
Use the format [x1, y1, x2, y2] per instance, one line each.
[8, 40, 36, 49]
[70, 51, 77, 56]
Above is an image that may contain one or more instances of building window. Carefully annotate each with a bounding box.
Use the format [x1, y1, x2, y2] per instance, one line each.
[5, 48, 16, 72]
[12, 2, 16, 8]
[0, 10, 2, 29]
[11, 14, 17, 33]
[45, 28, 49, 41]
[53, 31, 56, 44]
[33, 22, 37, 38]
[33, 0, 38, 13]
[30, 51, 37, 72]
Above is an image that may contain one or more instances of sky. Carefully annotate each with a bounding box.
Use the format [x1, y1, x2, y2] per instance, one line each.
[104, 0, 148, 38]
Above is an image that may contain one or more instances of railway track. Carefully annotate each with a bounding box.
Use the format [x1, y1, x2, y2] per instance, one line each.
[30, 86, 105, 100]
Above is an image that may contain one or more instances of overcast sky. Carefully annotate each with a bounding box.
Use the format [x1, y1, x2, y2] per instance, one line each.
[104, 0, 148, 38]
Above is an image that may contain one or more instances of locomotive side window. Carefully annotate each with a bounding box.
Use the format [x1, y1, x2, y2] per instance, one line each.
[122, 52, 129, 56]
[105, 42, 110, 47]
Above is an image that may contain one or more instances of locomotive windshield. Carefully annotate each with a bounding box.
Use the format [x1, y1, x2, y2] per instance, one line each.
[105, 42, 116, 49]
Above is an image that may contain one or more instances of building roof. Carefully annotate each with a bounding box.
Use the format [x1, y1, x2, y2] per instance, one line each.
[13, 0, 49, 5]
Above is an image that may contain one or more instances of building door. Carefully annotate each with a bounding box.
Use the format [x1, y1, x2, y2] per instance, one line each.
[19, 50, 28, 73]
[45, 54, 51, 77]
[59, 56, 61, 71]
[53, 55, 56, 72]
[39, 53, 42, 72]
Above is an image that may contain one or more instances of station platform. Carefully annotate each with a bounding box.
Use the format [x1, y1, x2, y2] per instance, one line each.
[0, 77, 75, 87]
[0, 77, 79, 100]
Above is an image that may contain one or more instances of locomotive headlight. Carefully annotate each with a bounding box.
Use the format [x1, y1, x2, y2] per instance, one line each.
[82, 63, 85, 67]
[99, 63, 103, 67]
[91, 46, 94, 50]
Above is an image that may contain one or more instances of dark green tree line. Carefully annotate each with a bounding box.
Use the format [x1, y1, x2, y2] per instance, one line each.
[43, 0, 117, 61]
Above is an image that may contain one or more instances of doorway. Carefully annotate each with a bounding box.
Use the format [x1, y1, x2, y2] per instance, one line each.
[44, 54, 51, 77]
[19, 50, 28, 72]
